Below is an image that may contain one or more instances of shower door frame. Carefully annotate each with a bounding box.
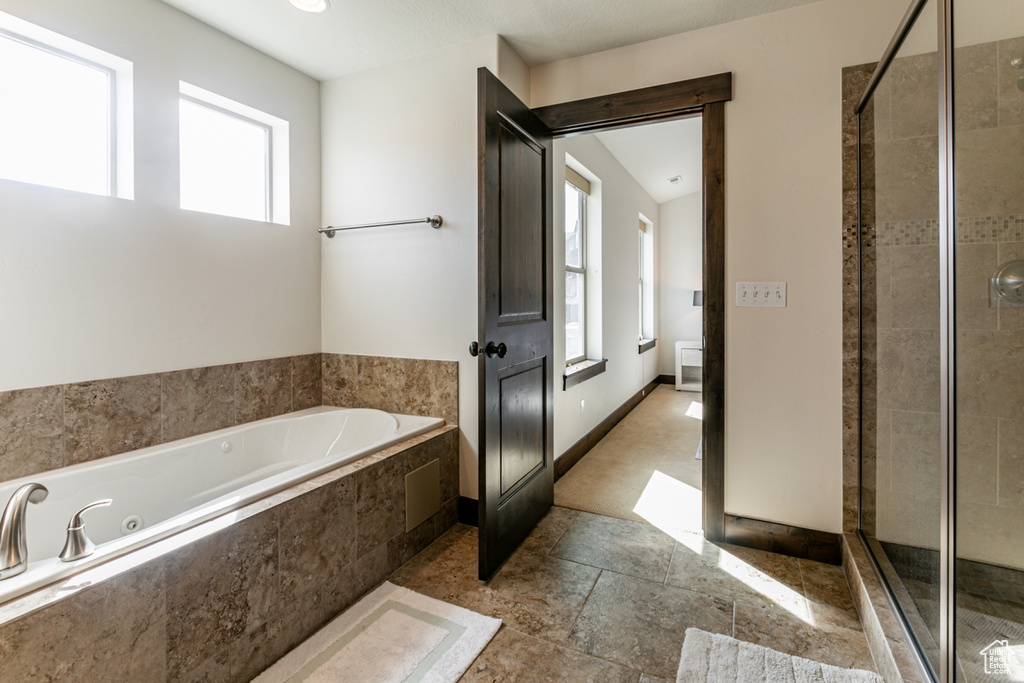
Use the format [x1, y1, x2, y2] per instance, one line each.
[854, 0, 957, 681]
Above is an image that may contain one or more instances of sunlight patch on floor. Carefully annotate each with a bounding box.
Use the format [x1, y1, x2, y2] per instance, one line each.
[632, 470, 702, 543]
[673, 515, 810, 621]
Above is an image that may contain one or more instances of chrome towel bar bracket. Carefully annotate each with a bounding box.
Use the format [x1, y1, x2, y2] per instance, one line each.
[319, 215, 443, 238]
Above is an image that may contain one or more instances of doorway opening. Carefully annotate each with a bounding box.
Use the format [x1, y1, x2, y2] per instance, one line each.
[475, 68, 728, 578]
[551, 116, 706, 538]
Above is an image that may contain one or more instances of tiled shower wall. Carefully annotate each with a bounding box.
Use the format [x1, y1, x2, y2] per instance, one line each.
[845, 36, 1024, 570]
[0, 353, 458, 486]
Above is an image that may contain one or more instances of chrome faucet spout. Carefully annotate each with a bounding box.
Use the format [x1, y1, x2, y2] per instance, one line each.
[0, 483, 48, 580]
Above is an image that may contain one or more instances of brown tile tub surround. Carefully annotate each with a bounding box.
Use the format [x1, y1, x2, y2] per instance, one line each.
[0, 425, 459, 682]
[0, 352, 462, 485]
[0, 354, 323, 484]
[322, 353, 458, 426]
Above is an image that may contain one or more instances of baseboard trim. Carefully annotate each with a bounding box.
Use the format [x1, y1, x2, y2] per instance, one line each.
[724, 514, 842, 565]
[657, 374, 674, 385]
[554, 378, 661, 482]
[458, 496, 479, 527]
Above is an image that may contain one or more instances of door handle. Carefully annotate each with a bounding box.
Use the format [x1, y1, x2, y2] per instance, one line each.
[469, 341, 480, 357]
[485, 341, 507, 358]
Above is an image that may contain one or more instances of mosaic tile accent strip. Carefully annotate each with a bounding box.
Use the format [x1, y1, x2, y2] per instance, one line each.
[958, 214, 1024, 244]
[843, 216, 1024, 250]
[876, 219, 939, 247]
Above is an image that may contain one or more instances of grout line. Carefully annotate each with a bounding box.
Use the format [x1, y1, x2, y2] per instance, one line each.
[61, 384, 67, 467]
[563, 568, 602, 642]
[664, 541, 677, 586]
[158, 372, 165, 444]
[545, 509, 579, 555]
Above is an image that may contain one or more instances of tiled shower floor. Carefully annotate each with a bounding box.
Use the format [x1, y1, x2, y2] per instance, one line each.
[387, 508, 876, 681]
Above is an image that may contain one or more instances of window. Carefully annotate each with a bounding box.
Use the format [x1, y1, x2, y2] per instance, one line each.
[179, 82, 289, 224]
[639, 222, 645, 339]
[0, 13, 133, 197]
[565, 168, 590, 364]
[639, 218, 654, 342]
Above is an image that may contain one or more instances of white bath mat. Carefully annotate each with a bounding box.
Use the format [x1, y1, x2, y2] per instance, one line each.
[677, 628, 883, 683]
[254, 582, 500, 683]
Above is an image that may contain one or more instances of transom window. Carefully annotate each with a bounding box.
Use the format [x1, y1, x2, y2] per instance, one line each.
[178, 82, 290, 224]
[0, 19, 132, 198]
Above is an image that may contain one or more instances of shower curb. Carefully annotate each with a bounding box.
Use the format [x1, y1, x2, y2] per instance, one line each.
[843, 533, 925, 683]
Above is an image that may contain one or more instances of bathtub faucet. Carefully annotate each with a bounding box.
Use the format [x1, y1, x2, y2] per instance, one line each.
[0, 483, 48, 580]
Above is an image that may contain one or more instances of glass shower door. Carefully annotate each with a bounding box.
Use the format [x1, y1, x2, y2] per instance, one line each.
[953, 3, 1024, 680]
[859, 2, 943, 676]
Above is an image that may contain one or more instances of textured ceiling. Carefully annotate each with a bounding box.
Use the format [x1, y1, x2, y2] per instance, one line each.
[594, 116, 703, 204]
[159, 0, 825, 81]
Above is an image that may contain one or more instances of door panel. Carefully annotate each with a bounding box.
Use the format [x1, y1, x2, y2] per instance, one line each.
[499, 360, 546, 495]
[499, 122, 545, 323]
[478, 67, 554, 580]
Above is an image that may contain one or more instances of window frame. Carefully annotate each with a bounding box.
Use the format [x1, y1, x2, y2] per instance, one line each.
[565, 178, 588, 365]
[0, 27, 119, 196]
[178, 81, 290, 225]
[638, 222, 645, 342]
[638, 217, 654, 344]
[178, 92, 274, 223]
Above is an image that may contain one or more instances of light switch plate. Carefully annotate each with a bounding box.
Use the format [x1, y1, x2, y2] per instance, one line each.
[736, 282, 787, 308]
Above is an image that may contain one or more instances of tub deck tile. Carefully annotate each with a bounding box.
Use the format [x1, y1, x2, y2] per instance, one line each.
[165, 509, 280, 681]
[354, 456, 405, 556]
[0, 565, 166, 682]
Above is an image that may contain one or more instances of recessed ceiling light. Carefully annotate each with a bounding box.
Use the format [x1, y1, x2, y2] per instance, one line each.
[288, 0, 330, 13]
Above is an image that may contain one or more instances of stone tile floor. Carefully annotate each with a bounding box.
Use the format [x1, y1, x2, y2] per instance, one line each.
[388, 507, 877, 682]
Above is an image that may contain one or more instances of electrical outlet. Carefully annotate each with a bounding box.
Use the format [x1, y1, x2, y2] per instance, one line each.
[736, 282, 787, 308]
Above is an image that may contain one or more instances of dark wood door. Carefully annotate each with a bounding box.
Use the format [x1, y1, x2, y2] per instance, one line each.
[476, 67, 554, 580]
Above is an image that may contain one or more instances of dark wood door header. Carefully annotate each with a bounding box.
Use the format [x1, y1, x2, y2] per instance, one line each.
[532, 72, 732, 136]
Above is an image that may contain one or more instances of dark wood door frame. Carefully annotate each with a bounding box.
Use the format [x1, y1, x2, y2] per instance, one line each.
[532, 72, 731, 541]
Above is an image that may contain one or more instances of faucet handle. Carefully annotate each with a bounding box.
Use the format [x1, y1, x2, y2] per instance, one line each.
[59, 499, 112, 563]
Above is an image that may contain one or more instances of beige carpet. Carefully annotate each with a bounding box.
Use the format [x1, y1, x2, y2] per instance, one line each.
[678, 629, 884, 682]
[555, 385, 703, 535]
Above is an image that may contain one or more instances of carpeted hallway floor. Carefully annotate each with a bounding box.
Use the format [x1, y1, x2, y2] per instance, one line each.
[554, 385, 704, 535]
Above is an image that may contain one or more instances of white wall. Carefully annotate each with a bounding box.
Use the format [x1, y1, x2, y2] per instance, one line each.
[320, 36, 528, 499]
[657, 192, 704, 376]
[0, 0, 322, 392]
[532, 0, 906, 533]
[554, 135, 661, 458]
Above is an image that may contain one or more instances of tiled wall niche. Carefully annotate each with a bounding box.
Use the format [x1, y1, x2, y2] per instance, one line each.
[0, 425, 460, 681]
[0, 352, 458, 485]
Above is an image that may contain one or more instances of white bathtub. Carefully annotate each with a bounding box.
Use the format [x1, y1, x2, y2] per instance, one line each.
[0, 406, 444, 605]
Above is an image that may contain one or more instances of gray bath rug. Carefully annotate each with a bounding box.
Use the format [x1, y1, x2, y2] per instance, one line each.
[254, 582, 501, 683]
[677, 628, 883, 683]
